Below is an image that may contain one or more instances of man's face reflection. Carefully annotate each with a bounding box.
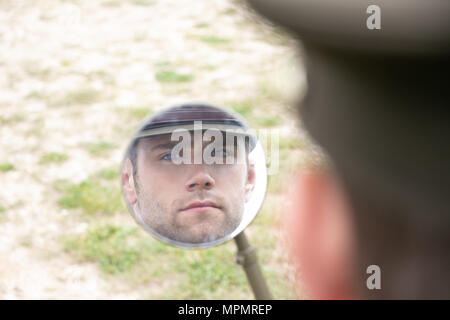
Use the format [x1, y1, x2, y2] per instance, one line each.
[124, 132, 255, 244]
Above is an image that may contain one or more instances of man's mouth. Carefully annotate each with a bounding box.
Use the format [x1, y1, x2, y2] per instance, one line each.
[180, 201, 221, 213]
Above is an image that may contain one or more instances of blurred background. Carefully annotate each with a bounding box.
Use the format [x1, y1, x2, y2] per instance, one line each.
[0, 0, 324, 299]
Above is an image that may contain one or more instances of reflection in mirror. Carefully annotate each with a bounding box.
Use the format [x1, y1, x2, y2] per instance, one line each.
[121, 104, 267, 248]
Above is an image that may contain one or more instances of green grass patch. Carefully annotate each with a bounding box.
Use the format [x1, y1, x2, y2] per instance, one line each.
[20, 235, 33, 247]
[0, 204, 5, 222]
[39, 152, 69, 164]
[60, 59, 72, 67]
[221, 8, 237, 15]
[117, 106, 153, 120]
[102, 0, 121, 7]
[258, 80, 286, 102]
[131, 0, 155, 6]
[96, 167, 120, 180]
[201, 64, 218, 71]
[55, 168, 124, 215]
[128, 107, 152, 119]
[167, 247, 249, 299]
[55, 87, 101, 106]
[252, 196, 279, 227]
[266, 173, 286, 194]
[228, 99, 256, 117]
[0, 114, 25, 124]
[278, 135, 305, 150]
[194, 22, 209, 28]
[199, 36, 231, 46]
[154, 60, 170, 68]
[64, 224, 145, 274]
[83, 141, 117, 156]
[155, 70, 194, 83]
[0, 162, 14, 172]
[134, 30, 148, 42]
[26, 90, 47, 100]
[252, 115, 283, 128]
[23, 63, 51, 80]
[61, 213, 296, 298]
[85, 71, 115, 85]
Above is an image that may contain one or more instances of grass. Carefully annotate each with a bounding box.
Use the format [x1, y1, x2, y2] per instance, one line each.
[22, 62, 52, 80]
[259, 79, 287, 102]
[61, 207, 294, 298]
[221, 8, 237, 15]
[171, 248, 249, 299]
[60, 59, 72, 67]
[85, 71, 115, 85]
[0, 205, 5, 222]
[131, 0, 155, 6]
[102, 0, 121, 7]
[57, 171, 298, 299]
[0, 114, 25, 124]
[252, 115, 283, 128]
[55, 168, 124, 215]
[133, 30, 148, 42]
[227, 98, 284, 128]
[39, 152, 69, 164]
[20, 235, 33, 248]
[96, 167, 120, 180]
[127, 107, 152, 119]
[199, 36, 231, 46]
[25, 122, 44, 138]
[278, 135, 305, 150]
[202, 64, 218, 71]
[26, 90, 47, 100]
[228, 99, 256, 117]
[155, 70, 194, 83]
[154, 60, 170, 68]
[252, 196, 279, 227]
[83, 141, 117, 156]
[0, 162, 14, 172]
[5, 0, 311, 300]
[194, 22, 209, 28]
[115, 106, 153, 120]
[64, 224, 145, 274]
[54, 87, 101, 106]
[266, 173, 287, 194]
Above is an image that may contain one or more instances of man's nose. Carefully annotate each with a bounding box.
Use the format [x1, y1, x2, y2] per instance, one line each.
[185, 165, 215, 191]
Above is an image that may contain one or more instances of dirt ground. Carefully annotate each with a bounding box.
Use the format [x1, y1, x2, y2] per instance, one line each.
[0, 0, 312, 299]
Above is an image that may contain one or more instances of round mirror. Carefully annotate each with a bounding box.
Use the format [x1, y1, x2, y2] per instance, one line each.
[121, 103, 267, 248]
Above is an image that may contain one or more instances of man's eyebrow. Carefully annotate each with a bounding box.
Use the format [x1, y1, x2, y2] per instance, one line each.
[148, 142, 179, 152]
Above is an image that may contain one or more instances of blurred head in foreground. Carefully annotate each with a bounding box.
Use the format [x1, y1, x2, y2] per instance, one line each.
[122, 104, 256, 245]
[247, 0, 450, 299]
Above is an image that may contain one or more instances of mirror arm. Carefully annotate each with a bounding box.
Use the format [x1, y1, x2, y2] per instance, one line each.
[234, 231, 273, 300]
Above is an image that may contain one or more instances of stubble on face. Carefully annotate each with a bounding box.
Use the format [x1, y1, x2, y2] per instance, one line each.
[134, 177, 245, 244]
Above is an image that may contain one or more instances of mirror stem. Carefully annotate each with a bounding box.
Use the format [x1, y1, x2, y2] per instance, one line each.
[234, 231, 273, 300]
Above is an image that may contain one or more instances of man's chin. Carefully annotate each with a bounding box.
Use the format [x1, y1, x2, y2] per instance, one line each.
[180, 224, 228, 243]
[166, 218, 240, 244]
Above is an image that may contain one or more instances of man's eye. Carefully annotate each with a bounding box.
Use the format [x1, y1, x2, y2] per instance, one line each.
[213, 149, 233, 157]
[160, 153, 172, 161]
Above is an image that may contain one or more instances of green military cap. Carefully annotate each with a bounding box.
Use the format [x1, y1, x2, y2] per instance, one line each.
[247, 0, 450, 55]
[246, 0, 450, 218]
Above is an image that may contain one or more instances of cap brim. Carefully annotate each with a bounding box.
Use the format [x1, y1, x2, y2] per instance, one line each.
[135, 123, 257, 151]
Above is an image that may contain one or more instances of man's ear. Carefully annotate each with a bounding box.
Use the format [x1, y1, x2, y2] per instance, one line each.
[284, 170, 358, 299]
[245, 162, 256, 202]
[123, 158, 138, 205]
